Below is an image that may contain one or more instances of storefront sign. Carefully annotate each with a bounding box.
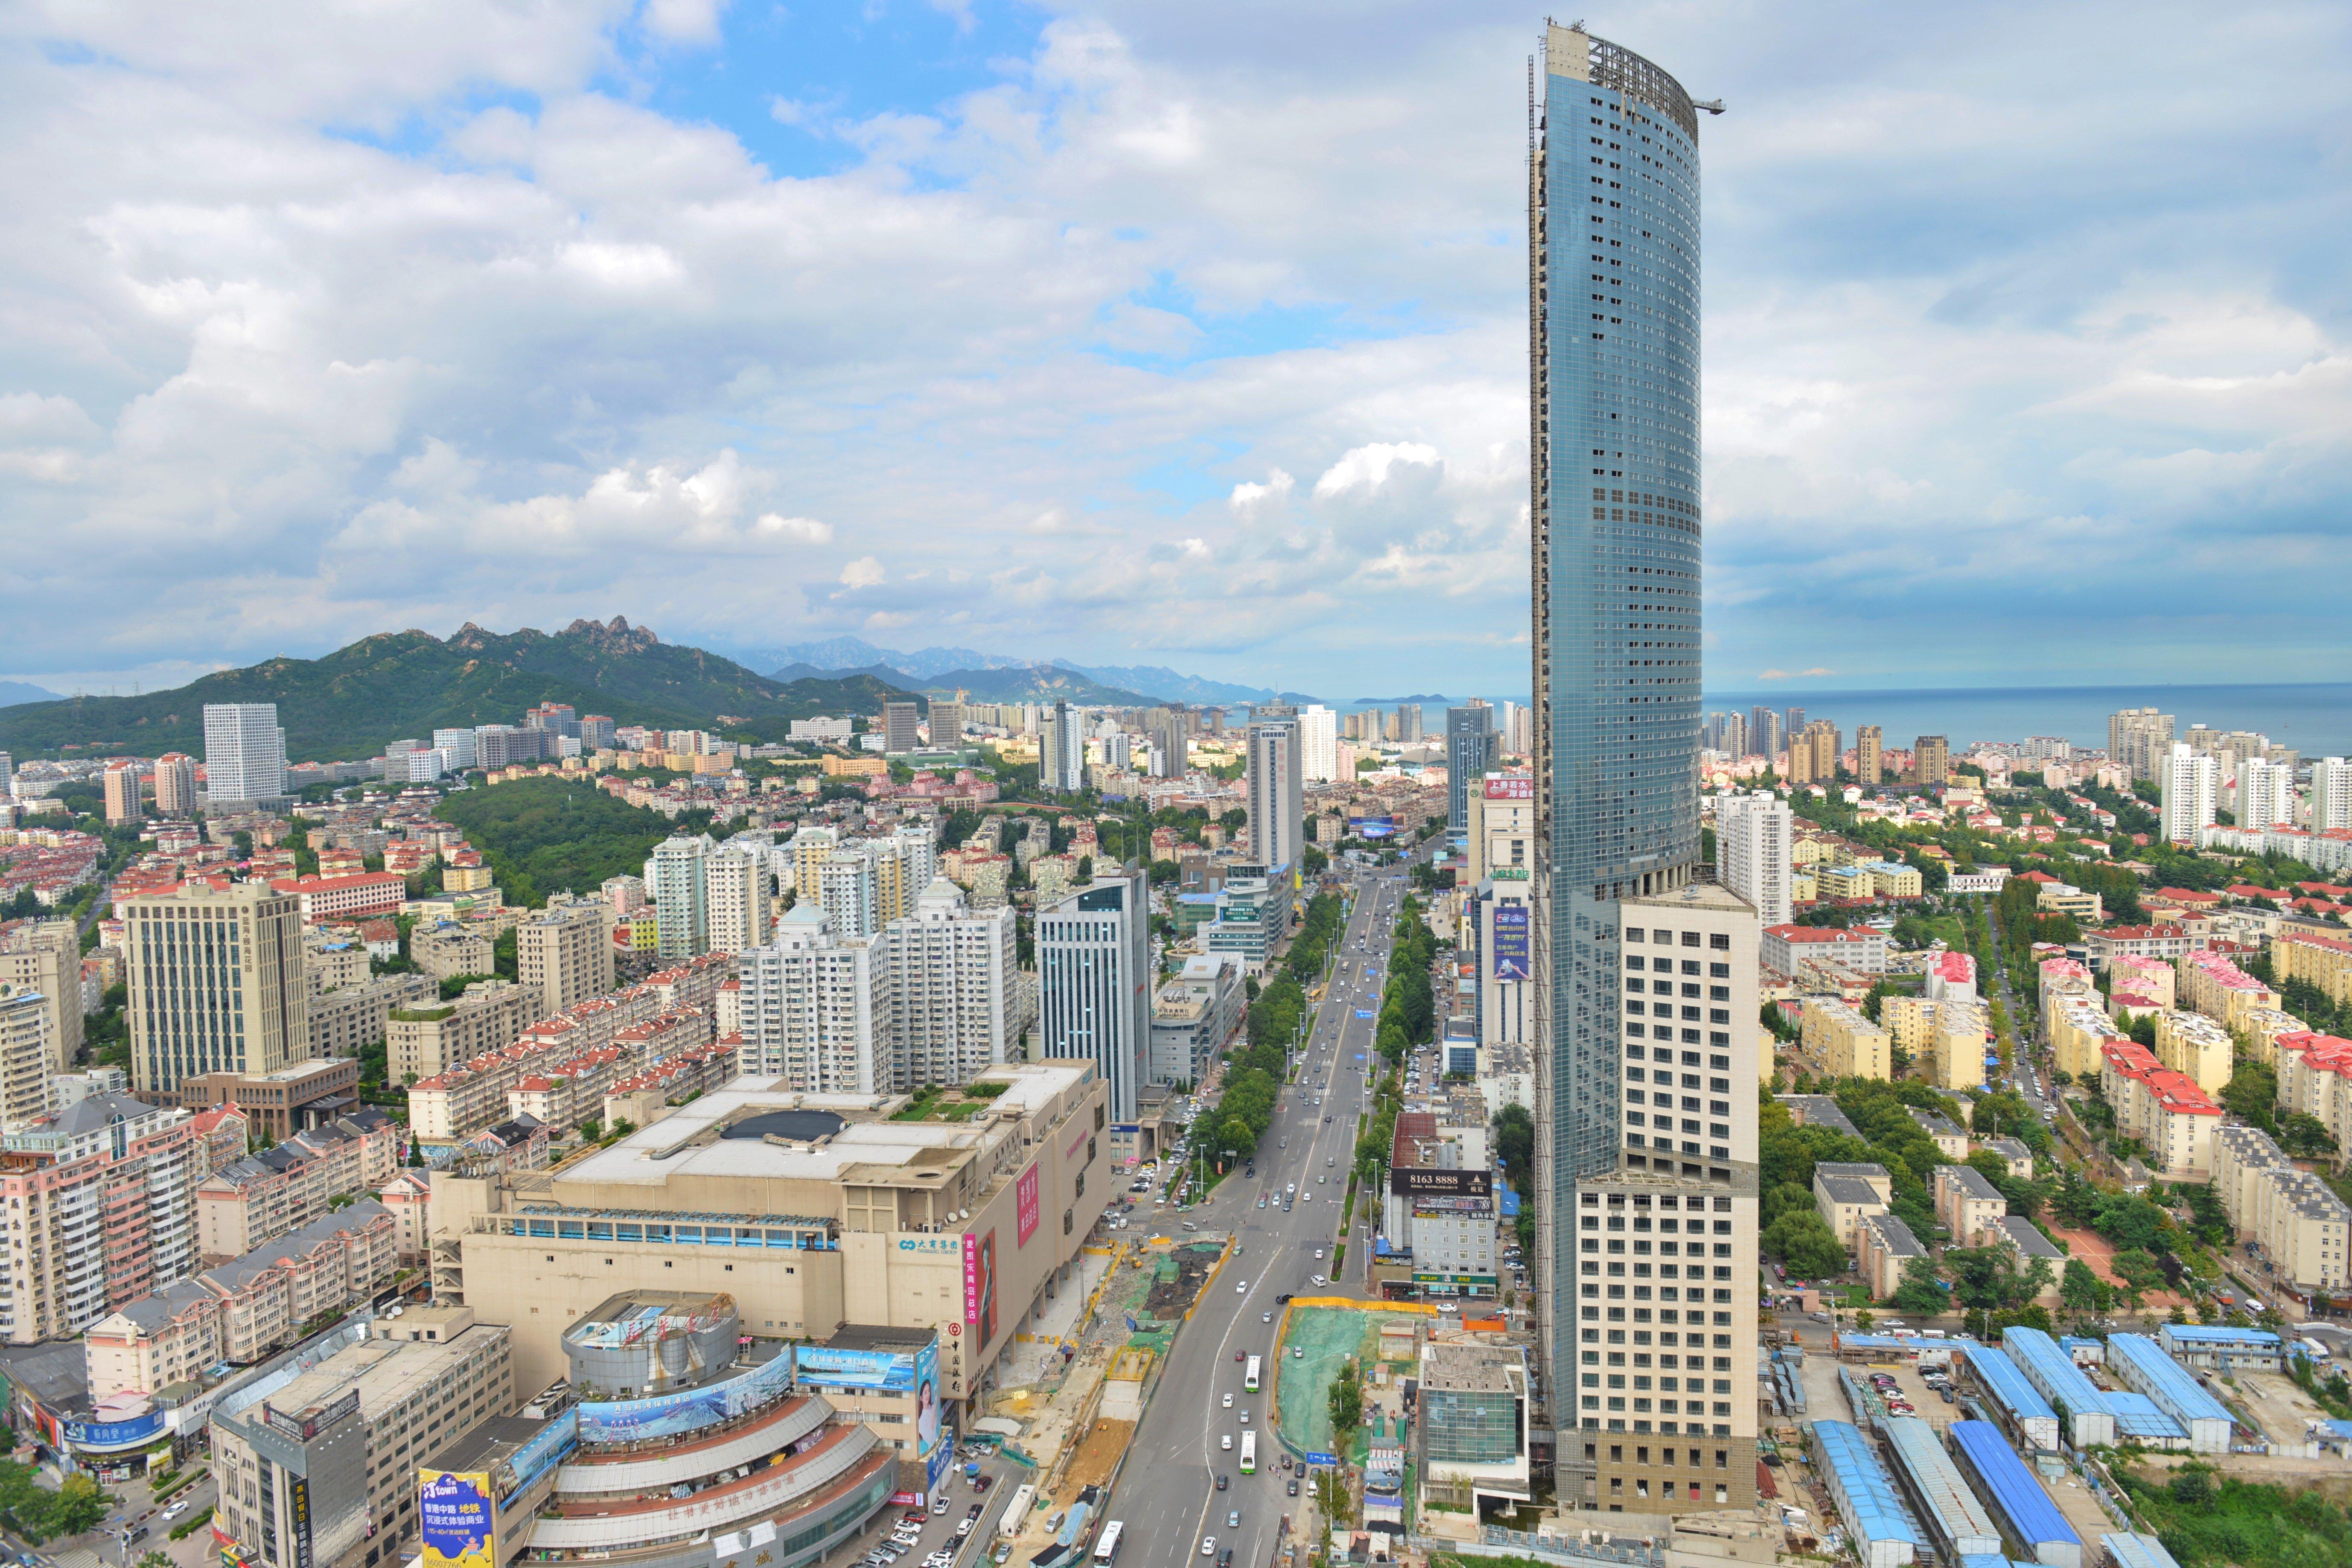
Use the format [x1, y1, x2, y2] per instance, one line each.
[1492, 906, 1531, 981]
[418, 1472, 492, 1568]
[1015, 1164, 1040, 1248]
[1483, 776, 1534, 801]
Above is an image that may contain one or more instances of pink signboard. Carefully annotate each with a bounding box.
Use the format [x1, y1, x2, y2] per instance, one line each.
[1484, 775, 1534, 800]
[964, 1233, 980, 1324]
[1015, 1164, 1040, 1248]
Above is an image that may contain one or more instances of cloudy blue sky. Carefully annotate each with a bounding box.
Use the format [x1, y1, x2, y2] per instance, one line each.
[1, 0, 2346, 702]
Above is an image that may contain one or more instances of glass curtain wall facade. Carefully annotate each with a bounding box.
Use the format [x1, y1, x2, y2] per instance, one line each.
[1530, 19, 1722, 1495]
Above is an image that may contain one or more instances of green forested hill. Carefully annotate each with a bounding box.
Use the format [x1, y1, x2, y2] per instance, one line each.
[0, 617, 909, 762]
[433, 775, 702, 906]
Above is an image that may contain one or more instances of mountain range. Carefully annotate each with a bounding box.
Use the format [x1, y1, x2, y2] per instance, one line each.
[0, 681, 61, 708]
[0, 618, 909, 764]
[740, 635, 1315, 707]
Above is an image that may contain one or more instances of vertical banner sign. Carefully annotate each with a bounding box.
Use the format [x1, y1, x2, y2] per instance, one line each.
[1015, 1164, 1040, 1248]
[288, 1476, 314, 1568]
[963, 1233, 981, 1326]
[1492, 905, 1531, 982]
[976, 1230, 998, 1343]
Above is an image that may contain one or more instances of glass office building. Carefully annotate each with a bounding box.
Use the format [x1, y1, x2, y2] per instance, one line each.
[1530, 23, 1755, 1513]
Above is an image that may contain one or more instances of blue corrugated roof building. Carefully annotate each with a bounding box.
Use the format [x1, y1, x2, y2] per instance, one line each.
[2157, 1323, 2284, 1372]
[2107, 1334, 2235, 1454]
[1947, 1421, 2081, 1568]
[1959, 1343, 2061, 1453]
[1882, 1416, 2001, 1562]
[1812, 1419, 1919, 1568]
[2101, 1535, 2184, 1568]
[2002, 1329, 2126, 1449]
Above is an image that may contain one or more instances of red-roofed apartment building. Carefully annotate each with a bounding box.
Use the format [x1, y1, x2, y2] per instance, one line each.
[1761, 924, 1889, 978]
[2098, 1039, 2222, 1180]
[268, 872, 406, 923]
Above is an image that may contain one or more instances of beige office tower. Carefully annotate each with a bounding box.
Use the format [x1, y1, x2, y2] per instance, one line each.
[0, 921, 80, 1070]
[517, 894, 616, 1017]
[1913, 735, 1949, 787]
[0, 986, 52, 1128]
[123, 883, 311, 1096]
[1568, 881, 1761, 1513]
[705, 844, 770, 953]
[1856, 726, 1883, 785]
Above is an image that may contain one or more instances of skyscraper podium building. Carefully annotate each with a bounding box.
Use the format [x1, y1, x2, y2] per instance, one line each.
[1528, 21, 1759, 1513]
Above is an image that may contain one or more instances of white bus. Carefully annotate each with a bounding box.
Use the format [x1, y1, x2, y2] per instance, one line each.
[1244, 1355, 1262, 1393]
[1239, 1433, 1257, 1475]
[999, 1485, 1036, 1538]
[1092, 1521, 1125, 1565]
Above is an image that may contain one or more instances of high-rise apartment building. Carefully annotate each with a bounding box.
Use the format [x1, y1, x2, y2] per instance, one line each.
[1746, 707, 1781, 761]
[516, 895, 617, 1017]
[1395, 702, 1425, 744]
[736, 906, 890, 1093]
[1530, 23, 1757, 1512]
[153, 752, 198, 815]
[889, 878, 1023, 1087]
[124, 884, 309, 1096]
[1297, 703, 1339, 784]
[1038, 873, 1152, 1122]
[2110, 708, 2176, 781]
[1246, 710, 1303, 871]
[2237, 758, 2296, 832]
[1040, 700, 1084, 793]
[0, 919, 81, 1071]
[1715, 792, 1792, 929]
[2161, 743, 2219, 843]
[431, 727, 478, 768]
[705, 843, 770, 952]
[929, 697, 964, 746]
[102, 762, 144, 825]
[201, 703, 287, 806]
[0, 1092, 200, 1343]
[818, 849, 881, 938]
[2314, 758, 2352, 833]
[0, 985, 52, 1130]
[645, 833, 716, 959]
[1855, 726, 1883, 784]
[1447, 704, 1498, 834]
[882, 700, 922, 755]
[1912, 735, 1949, 787]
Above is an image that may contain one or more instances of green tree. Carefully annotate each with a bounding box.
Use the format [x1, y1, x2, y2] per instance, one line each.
[1492, 1105, 1533, 1195]
[1889, 1256, 1948, 1315]
[2061, 1259, 2113, 1317]
[1761, 1210, 1848, 1279]
[2093, 1192, 2169, 1254]
[1328, 1359, 1363, 1435]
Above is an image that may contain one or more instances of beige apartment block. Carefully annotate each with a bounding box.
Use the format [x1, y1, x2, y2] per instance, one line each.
[1928, 1000, 1989, 1093]
[517, 894, 616, 1017]
[443, 1061, 1111, 1402]
[2153, 1010, 2235, 1096]
[1858, 1212, 1924, 1301]
[1800, 1000, 1889, 1081]
[2275, 930, 2352, 1009]
[304, 932, 372, 994]
[2237, 1006, 2311, 1067]
[411, 921, 496, 982]
[0, 919, 82, 1072]
[2212, 1124, 2352, 1294]
[1932, 1163, 2008, 1246]
[2048, 996, 2128, 1081]
[1881, 996, 1936, 1058]
[1812, 1162, 1892, 1247]
[123, 884, 310, 1096]
[2178, 950, 2281, 1029]
[0, 986, 54, 1128]
[386, 980, 531, 1084]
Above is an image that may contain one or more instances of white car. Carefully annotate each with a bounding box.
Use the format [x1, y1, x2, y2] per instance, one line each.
[1221, 1434, 1233, 1451]
[1311, 1274, 1326, 1285]
[1236, 1279, 1247, 1293]
[1239, 1410, 1250, 1425]
[1223, 1393, 1233, 1408]
[1313, 1248, 1325, 1259]
[1201, 1539, 1217, 1558]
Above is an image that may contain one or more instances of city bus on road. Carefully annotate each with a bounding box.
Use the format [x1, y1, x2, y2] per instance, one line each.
[1244, 1355, 1261, 1393]
[1091, 1521, 1124, 1564]
[1239, 1433, 1257, 1474]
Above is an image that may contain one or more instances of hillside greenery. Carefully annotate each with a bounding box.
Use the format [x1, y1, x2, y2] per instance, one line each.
[433, 775, 724, 907]
[0, 617, 909, 763]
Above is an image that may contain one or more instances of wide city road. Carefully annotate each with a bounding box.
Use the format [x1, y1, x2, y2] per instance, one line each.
[1102, 865, 1409, 1568]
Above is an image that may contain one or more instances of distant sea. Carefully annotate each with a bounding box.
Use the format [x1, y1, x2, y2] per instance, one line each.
[1697, 682, 2352, 759]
